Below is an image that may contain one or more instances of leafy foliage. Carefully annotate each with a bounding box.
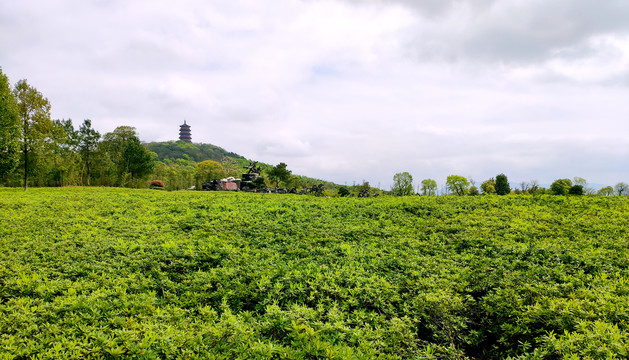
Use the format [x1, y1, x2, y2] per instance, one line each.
[195, 160, 225, 188]
[13, 79, 52, 190]
[97, 126, 155, 187]
[267, 162, 292, 188]
[598, 186, 615, 196]
[568, 185, 584, 195]
[392, 172, 413, 196]
[146, 141, 245, 163]
[550, 178, 572, 195]
[77, 119, 101, 185]
[420, 179, 437, 196]
[0, 68, 20, 179]
[495, 173, 511, 195]
[2, 188, 628, 358]
[446, 175, 470, 195]
[616, 182, 629, 196]
[481, 178, 496, 195]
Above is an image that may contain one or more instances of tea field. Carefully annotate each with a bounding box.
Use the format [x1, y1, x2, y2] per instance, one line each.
[1, 187, 628, 359]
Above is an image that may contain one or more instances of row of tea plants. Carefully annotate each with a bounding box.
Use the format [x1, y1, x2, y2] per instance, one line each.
[1, 187, 628, 359]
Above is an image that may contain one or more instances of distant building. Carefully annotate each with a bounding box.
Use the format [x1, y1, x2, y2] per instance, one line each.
[179, 121, 191, 143]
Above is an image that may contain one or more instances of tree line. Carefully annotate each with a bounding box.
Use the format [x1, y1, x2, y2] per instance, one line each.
[391, 172, 629, 197]
[0, 69, 154, 189]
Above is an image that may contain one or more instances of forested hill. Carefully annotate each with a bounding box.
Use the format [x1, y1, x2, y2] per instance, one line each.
[146, 141, 339, 189]
[145, 141, 246, 163]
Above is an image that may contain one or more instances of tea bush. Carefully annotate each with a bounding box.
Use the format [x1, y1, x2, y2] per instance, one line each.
[0, 188, 628, 359]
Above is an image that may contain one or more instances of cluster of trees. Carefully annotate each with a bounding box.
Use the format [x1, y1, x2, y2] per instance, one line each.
[0, 69, 155, 189]
[146, 141, 244, 163]
[391, 171, 629, 197]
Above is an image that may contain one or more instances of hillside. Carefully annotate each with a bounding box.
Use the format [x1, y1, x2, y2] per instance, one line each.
[146, 141, 338, 188]
[145, 141, 246, 164]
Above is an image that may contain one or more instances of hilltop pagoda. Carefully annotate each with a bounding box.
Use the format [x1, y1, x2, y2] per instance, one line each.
[179, 120, 192, 143]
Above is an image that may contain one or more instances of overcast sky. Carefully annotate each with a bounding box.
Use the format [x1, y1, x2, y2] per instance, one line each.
[2, 0, 628, 189]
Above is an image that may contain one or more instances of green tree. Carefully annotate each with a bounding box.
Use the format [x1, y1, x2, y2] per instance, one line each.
[43, 119, 80, 186]
[568, 185, 584, 195]
[495, 173, 511, 195]
[0, 69, 20, 180]
[77, 119, 101, 185]
[99, 126, 153, 187]
[528, 180, 545, 195]
[615, 182, 629, 196]
[14, 79, 52, 190]
[420, 179, 437, 196]
[221, 157, 243, 178]
[469, 185, 480, 196]
[123, 137, 155, 186]
[481, 178, 496, 195]
[286, 175, 302, 189]
[152, 161, 195, 191]
[195, 160, 225, 188]
[338, 186, 350, 197]
[597, 186, 614, 196]
[550, 179, 572, 195]
[446, 175, 470, 196]
[573, 177, 587, 186]
[392, 172, 413, 196]
[267, 162, 291, 188]
[252, 176, 266, 190]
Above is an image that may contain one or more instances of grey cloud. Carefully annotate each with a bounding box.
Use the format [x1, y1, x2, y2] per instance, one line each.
[350, 0, 629, 64]
[2, 0, 628, 189]
[342, 0, 496, 18]
[458, 1, 629, 63]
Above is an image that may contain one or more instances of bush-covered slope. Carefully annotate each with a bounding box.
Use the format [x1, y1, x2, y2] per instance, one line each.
[145, 141, 246, 163]
[145, 141, 335, 189]
[1, 188, 628, 359]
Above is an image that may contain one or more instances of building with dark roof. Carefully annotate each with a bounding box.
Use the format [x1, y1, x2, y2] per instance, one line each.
[179, 120, 191, 143]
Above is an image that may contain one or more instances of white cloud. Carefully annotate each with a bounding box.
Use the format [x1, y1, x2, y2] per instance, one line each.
[1, 0, 628, 188]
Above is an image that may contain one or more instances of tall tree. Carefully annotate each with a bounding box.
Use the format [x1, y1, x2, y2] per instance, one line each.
[122, 136, 155, 186]
[99, 126, 154, 187]
[495, 173, 511, 195]
[597, 186, 614, 196]
[446, 175, 470, 196]
[43, 119, 80, 186]
[77, 119, 101, 185]
[100, 126, 138, 186]
[420, 179, 437, 196]
[573, 177, 587, 186]
[615, 182, 629, 196]
[392, 172, 413, 196]
[14, 79, 52, 190]
[550, 179, 572, 195]
[528, 180, 544, 195]
[568, 185, 584, 195]
[195, 160, 225, 189]
[0, 69, 20, 181]
[221, 157, 243, 178]
[480, 178, 496, 195]
[267, 162, 291, 188]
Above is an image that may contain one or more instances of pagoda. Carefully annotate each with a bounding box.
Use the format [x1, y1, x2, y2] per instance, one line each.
[179, 120, 192, 143]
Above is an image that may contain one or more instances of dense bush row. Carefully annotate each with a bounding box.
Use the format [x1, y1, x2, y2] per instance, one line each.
[1, 188, 628, 359]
